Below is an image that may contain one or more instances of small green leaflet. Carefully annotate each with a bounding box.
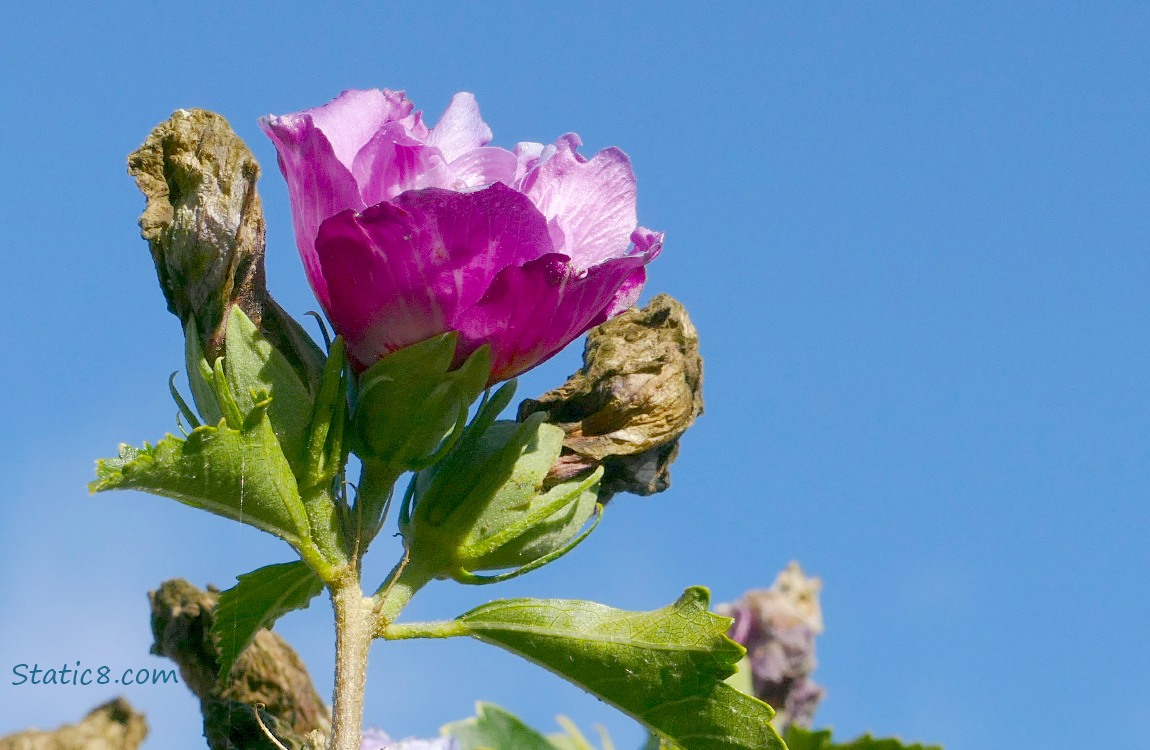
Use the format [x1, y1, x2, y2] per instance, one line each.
[222, 305, 315, 469]
[643, 734, 679, 750]
[90, 401, 310, 546]
[443, 703, 620, 750]
[457, 587, 785, 750]
[443, 702, 558, 750]
[211, 561, 325, 680]
[785, 726, 942, 750]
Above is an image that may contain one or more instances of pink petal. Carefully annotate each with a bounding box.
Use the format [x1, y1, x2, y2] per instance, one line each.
[593, 226, 664, 319]
[632, 226, 665, 255]
[522, 140, 639, 270]
[313, 184, 554, 369]
[427, 92, 493, 163]
[443, 147, 518, 189]
[305, 89, 416, 169]
[351, 121, 441, 206]
[512, 141, 546, 185]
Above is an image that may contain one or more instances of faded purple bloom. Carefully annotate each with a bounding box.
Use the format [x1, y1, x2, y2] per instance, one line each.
[361, 728, 460, 750]
[261, 89, 662, 383]
[719, 562, 826, 731]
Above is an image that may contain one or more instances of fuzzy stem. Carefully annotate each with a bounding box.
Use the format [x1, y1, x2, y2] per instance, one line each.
[380, 619, 468, 640]
[328, 581, 374, 750]
[373, 555, 436, 635]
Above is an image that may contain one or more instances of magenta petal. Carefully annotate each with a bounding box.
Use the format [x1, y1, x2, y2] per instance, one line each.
[600, 266, 647, 321]
[427, 93, 493, 163]
[314, 184, 554, 368]
[313, 205, 447, 368]
[523, 141, 639, 269]
[388, 184, 554, 309]
[458, 252, 652, 382]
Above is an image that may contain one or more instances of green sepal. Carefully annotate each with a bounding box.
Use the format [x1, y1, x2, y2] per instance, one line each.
[352, 332, 490, 473]
[442, 702, 558, 750]
[785, 727, 942, 750]
[451, 501, 602, 586]
[300, 336, 348, 495]
[457, 588, 784, 750]
[397, 379, 518, 531]
[90, 400, 311, 548]
[185, 318, 222, 425]
[292, 336, 351, 565]
[407, 414, 544, 534]
[211, 560, 325, 681]
[455, 426, 601, 572]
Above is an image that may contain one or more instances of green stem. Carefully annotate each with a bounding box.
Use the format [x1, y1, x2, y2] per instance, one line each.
[372, 554, 436, 635]
[296, 540, 340, 585]
[329, 580, 373, 750]
[381, 619, 469, 640]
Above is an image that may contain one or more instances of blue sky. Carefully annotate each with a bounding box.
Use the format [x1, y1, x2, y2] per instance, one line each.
[2, 2, 1148, 748]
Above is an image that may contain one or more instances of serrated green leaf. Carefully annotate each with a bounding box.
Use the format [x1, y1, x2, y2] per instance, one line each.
[457, 588, 784, 750]
[442, 702, 560, 750]
[90, 404, 310, 545]
[643, 733, 680, 750]
[784, 726, 942, 750]
[724, 655, 754, 697]
[211, 560, 325, 680]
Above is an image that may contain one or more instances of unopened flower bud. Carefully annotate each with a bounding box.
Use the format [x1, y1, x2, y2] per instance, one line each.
[517, 293, 703, 502]
[402, 389, 602, 583]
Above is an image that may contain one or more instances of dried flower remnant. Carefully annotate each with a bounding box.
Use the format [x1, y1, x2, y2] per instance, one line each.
[128, 108, 323, 385]
[149, 579, 330, 750]
[518, 293, 703, 502]
[718, 562, 825, 731]
[0, 698, 147, 750]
